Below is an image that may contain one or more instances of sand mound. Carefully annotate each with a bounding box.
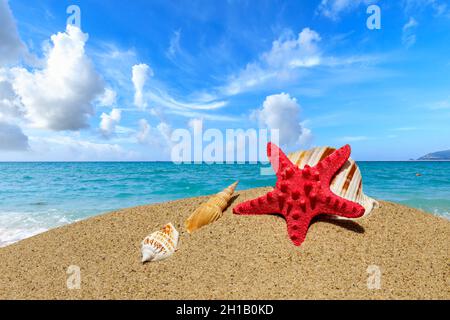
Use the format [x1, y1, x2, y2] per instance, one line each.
[0, 187, 448, 299]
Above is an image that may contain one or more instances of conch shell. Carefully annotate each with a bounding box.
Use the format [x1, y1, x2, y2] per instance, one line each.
[185, 181, 238, 233]
[288, 146, 379, 217]
[141, 223, 179, 263]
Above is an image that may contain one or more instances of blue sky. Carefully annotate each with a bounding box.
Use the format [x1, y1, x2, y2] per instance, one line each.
[0, 0, 449, 161]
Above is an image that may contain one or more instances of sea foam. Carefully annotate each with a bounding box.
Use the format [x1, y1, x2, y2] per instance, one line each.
[0, 210, 76, 247]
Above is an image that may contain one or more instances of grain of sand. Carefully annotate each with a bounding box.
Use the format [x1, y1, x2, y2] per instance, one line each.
[0, 187, 448, 299]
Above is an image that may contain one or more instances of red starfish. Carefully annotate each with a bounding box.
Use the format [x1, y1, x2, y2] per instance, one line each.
[233, 142, 365, 246]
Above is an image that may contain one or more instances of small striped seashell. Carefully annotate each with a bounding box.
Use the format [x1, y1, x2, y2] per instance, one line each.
[141, 223, 179, 263]
[288, 146, 379, 217]
[185, 181, 238, 233]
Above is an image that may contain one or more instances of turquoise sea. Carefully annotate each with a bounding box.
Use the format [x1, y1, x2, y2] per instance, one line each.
[0, 161, 449, 246]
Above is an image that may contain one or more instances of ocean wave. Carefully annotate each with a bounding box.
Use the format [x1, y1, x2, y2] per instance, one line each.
[432, 209, 450, 220]
[0, 226, 48, 247]
[396, 198, 450, 219]
[0, 210, 77, 248]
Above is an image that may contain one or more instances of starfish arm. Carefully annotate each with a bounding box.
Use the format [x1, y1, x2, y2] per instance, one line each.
[316, 144, 351, 184]
[267, 142, 296, 179]
[286, 212, 314, 246]
[233, 191, 282, 216]
[321, 193, 365, 219]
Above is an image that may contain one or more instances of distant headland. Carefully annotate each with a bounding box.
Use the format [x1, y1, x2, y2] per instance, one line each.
[418, 150, 450, 160]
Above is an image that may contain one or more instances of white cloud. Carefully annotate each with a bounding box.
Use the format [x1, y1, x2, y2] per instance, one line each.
[130, 58, 230, 119]
[157, 121, 172, 142]
[298, 126, 313, 146]
[148, 89, 227, 111]
[188, 117, 203, 132]
[165, 29, 197, 73]
[263, 28, 322, 68]
[0, 121, 28, 151]
[10, 25, 104, 131]
[168, 109, 238, 121]
[0, 69, 24, 122]
[0, 0, 26, 65]
[402, 17, 418, 48]
[114, 125, 136, 136]
[99, 108, 121, 138]
[135, 27, 374, 123]
[252, 93, 312, 148]
[317, 0, 375, 20]
[223, 28, 322, 95]
[136, 118, 173, 152]
[136, 119, 150, 144]
[144, 85, 231, 121]
[132, 63, 153, 109]
[97, 87, 117, 107]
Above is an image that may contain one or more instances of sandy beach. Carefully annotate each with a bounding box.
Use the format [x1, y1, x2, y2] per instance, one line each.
[0, 187, 448, 300]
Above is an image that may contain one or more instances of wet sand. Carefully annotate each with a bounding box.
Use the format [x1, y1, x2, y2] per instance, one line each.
[0, 187, 448, 299]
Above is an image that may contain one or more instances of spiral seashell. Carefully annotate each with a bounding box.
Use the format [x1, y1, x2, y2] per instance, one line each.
[288, 146, 379, 217]
[185, 181, 238, 233]
[141, 223, 179, 263]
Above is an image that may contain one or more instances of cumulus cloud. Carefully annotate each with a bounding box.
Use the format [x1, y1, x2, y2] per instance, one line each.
[402, 17, 418, 48]
[0, 121, 29, 151]
[0, 0, 27, 65]
[0, 69, 24, 122]
[317, 0, 375, 20]
[298, 127, 313, 146]
[263, 28, 322, 68]
[10, 25, 104, 131]
[223, 28, 322, 95]
[99, 108, 121, 138]
[252, 93, 312, 148]
[97, 87, 117, 107]
[132, 63, 152, 109]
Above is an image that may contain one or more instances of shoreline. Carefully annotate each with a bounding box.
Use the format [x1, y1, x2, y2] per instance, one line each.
[0, 187, 449, 299]
[1, 192, 448, 249]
